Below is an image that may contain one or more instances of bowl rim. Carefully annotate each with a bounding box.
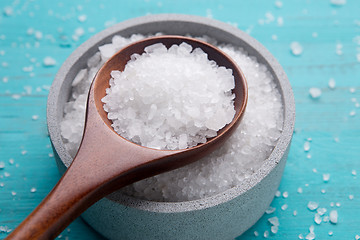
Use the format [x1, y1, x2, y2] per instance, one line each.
[47, 13, 295, 213]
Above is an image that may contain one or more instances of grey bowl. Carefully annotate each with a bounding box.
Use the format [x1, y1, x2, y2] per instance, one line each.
[47, 14, 295, 240]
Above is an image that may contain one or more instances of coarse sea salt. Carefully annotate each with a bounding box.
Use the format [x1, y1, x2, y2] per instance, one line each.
[60, 34, 284, 202]
[102, 42, 236, 150]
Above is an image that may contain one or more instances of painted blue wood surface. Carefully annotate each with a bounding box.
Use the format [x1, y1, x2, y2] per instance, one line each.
[0, 0, 359, 239]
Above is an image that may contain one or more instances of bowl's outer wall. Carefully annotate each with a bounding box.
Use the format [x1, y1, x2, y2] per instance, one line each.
[48, 14, 295, 240]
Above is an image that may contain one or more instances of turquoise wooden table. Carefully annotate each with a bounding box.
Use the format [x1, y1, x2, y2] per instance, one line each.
[0, 0, 359, 239]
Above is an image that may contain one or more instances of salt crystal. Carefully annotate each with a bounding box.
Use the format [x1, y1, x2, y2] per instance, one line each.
[293, 210, 297, 216]
[355, 234, 360, 240]
[4, 172, 10, 177]
[272, 34, 278, 40]
[317, 208, 327, 216]
[275, 1, 283, 8]
[23, 66, 33, 72]
[328, 78, 336, 89]
[11, 191, 16, 196]
[321, 189, 326, 194]
[265, 206, 276, 214]
[268, 216, 279, 226]
[12, 94, 21, 100]
[336, 202, 341, 207]
[254, 231, 259, 237]
[27, 28, 34, 35]
[3, 6, 13, 16]
[305, 232, 315, 240]
[312, 32, 318, 38]
[264, 230, 269, 238]
[271, 225, 278, 234]
[78, 14, 87, 22]
[352, 170, 357, 176]
[282, 191, 288, 198]
[349, 194, 354, 200]
[330, 0, 346, 6]
[330, 202, 335, 207]
[307, 153, 312, 159]
[32, 115, 39, 120]
[307, 201, 319, 211]
[349, 110, 356, 117]
[43, 57, 56, 67]
[21, 150, 27, 155]
[329, 210, 338, 224]
[281, 204, 288, 210]
[275, 190, 281, 197]
[290, 42, 303, 56]
[277, 17, 284, 26]
[309, 88, 322, 99]
[323, 173, 330, 182]
[0, 162, 4, 169]
[312, 168, 317, 173]
[304, 141, 310, 151]
[35, 31, 43, 40]
[328, 231, 333, 236]
[2, 76, 9, 83]
[9, 159, 14, 165]
[297, 187, 303, 193]
[30, 187, 37, 193]
[314, 213, 322, 224]
[350, 87, 356, 93]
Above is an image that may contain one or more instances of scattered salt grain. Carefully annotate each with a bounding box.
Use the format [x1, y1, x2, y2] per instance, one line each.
[32, 115, 39, 120]
[43, 57, 56, 67]
[30, 187, 37, 193]
[349, 194, 354, 200]
[22, 66, 33, 72]
[350, 87, 356, 93]
[330, 0, 346, 6]
[312, 168, 317, 173]
[275, 1, 283, 8]
[328, 231, 333, 236]
[35, 31, 43, 40]
[308, 201, 319, 211]
[271, 225, 278, 234]
[299, 234, 304, 239]
[282, 191, 289, 198]
[297, 187, 303, 193]
[306, 232, 315, 240]
[9, 159, 14, 165]
[49, 153, 54, 157]
[3, 6, 13, 16]
[78, 14, 87, 22]
[309, 88, 322, 99]
[304, 141, 311, 151]
[11, 191, 16, 196]
[4, 172, 10, 177]
[323, 173, 330, 182]
[264, 230, 269, 238]
[355, 234, 360, 240]
[21, 150, 27, 155]
[293, 210, 298, 216]
[265, 206, 276, 214]
[2, 76, 9, 83]
[0, 225, 12, 233]
[0, 162, 4, 169]
[349, 110, 356, 117]
[275, 190, 281, 197]
[314, 213, 322, 224]
[272, 34, 278, 41]
[290, 42, 303, 56]
[336, 202, 341, 207]
[12, 94, 21, 100]
[254, 231, 259, 237]
[281, 204, 288, 210]
[312, 32, 318, 38]
[330, 202, 335, 207]
[321, 189, 326, 194]
[277, 17, 284, 26]
[329, 210, 338, 224]
[317, 208, 327, 217]
[328, 78, 336, 89]
[352, 169, 357, 176]
[306, 153, 312, 159]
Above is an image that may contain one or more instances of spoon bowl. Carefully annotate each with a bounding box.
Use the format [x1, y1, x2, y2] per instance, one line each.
[6, 35, 248, 240]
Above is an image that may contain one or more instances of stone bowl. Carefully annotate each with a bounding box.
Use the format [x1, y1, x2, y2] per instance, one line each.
[47, 14, 295, 240]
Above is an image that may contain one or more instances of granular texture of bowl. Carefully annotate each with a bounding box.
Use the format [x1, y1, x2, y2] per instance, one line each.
[102, 42, 236, 150]
[60, 33, 283, 202]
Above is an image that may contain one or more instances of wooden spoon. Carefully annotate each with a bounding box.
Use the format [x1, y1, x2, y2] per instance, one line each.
[6, 35, 248, 240]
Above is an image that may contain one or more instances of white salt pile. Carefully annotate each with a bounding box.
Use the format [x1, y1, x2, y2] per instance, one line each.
[102, 42, 235, 150]
[61, 33, 283, 202]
